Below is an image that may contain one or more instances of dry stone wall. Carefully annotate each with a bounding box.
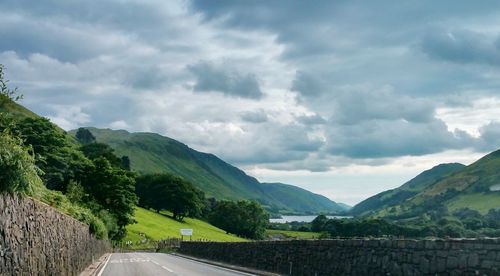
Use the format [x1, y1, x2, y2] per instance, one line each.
[180, 239, 500, 275]
[0, 193, 110, 276]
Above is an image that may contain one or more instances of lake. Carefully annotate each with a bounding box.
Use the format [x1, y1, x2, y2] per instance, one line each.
[270, 215, 351, 223]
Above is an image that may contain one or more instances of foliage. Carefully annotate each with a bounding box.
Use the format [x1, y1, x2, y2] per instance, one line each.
[7, 116, 91, 191]
[81, 157, 137, 240]
[209, 200, 269, 239]
[75, 127, 96, 144]
[311, 214, 329, 232]
[0, 130, 42, 194]
[135, 173, 205, 221]
[80, 143, 122, 168]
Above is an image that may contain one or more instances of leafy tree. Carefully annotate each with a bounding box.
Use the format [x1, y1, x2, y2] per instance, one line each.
[0, 130, 42, 194]
[80, 143, 122, 168]
[7, 117, 86, 191]
[311, 214, 328, 232]
[75, 127, 96, 144]
[209, 200, 269, 239]
[82, 157, 137, 240]
[135, 173, 205, 221]
[121, 156, 131, 171]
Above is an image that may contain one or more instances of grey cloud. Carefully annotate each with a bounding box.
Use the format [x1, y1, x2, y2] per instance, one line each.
[420, 28, 500, 66]
[477, 122, 500, 151]
[187, 61, 263, 99]
[240, 110, 268, 123]
[327, 119, 475, 158]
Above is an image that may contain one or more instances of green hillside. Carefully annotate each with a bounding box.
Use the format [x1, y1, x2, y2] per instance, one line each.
[350, 163, 465, 217]
[0, 98, 38, 118]
[262, 182, 347, 214]
[71, 127, 346, 215]
[126, 207, 246, 246]
[369, 151, 500, 219]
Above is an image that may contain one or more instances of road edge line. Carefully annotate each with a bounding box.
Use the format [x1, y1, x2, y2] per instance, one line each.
[96, 253, 112, 276]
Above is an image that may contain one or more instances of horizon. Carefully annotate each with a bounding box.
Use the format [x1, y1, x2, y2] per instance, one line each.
[2, 0, 500, 205]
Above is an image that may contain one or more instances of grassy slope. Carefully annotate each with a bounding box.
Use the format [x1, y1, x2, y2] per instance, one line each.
[373, 151, 500, 218]
[350, 163, 466, 217]
[75, 127, 346, 214]
[261, 182, 346, 214]
[126, 207, 246, 243]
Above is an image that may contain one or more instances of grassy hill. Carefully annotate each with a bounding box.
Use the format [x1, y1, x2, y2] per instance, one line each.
[262, 182, 347, 214]
[361, 151, 500, 220]
[125, 207, 246, 244]
[350, 163, 465, 217]
[74, 127, 347, 215]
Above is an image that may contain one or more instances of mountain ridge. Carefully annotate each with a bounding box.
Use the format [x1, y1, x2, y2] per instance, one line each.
[72, 127, 348, 215]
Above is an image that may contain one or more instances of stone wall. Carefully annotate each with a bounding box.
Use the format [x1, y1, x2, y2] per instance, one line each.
[180, 239, 500, 275]
[0, 193, 110, 276]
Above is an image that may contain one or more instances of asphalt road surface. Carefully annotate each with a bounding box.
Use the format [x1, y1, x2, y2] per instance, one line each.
[99, 252, 257, 276]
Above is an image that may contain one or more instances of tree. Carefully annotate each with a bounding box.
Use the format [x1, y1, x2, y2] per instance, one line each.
[135, 173, 205, 221]
[80, 143, 122, 168]
[9, 117, 86, 191]
[75, 128, 96, 144]
[121, 156, 131, 171]
[311, 214, 328, 232]
[0, 130, 42, 194]
[82, 157, 137, 240]
[209, 200, 269, 239]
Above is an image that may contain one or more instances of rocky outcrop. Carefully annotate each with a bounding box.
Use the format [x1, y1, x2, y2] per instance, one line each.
[0, 194, 110, 276]
[180, 239, 500, 275]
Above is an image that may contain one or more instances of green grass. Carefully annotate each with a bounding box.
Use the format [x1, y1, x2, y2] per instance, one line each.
[125, 207, 247, 244]
[447, 193, 500, 214]
[266, 229, 321, 240]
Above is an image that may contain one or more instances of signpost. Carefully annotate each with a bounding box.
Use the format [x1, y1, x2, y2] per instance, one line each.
[180, 229, 193, 241]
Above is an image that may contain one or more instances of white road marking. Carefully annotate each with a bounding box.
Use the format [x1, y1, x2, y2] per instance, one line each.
[161, 265, 174, 272]
[97, 253, 112, 276]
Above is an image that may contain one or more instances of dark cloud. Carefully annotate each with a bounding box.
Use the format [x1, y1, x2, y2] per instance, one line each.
[187, 61, 263, 99]
[420, 28, 500, 66]
[327, 119, 475, 158]
[477, 122, 500, 151]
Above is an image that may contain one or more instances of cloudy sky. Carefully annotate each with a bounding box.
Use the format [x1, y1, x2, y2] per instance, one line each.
[2, 0, 500, 205]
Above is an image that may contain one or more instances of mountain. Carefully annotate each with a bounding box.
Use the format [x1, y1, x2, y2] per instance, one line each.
[261, 183, 348, 214]
[72, 127, 347, 215]
[349, 163, 466, 217]
[354, 151, 500, 220]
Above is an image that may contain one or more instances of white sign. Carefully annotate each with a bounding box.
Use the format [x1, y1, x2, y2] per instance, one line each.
[180, 229, 193, 236]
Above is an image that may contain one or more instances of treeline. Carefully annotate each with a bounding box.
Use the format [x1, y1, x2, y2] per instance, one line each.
[135, 172, 269, 239]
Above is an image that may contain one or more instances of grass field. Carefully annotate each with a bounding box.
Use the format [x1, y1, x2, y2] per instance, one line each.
[446, 193, 500, 214]
[266, 229, 321, 240]
[125, 207, 247, 244]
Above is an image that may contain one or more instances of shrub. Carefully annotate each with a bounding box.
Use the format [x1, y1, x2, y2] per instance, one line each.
[0, 131, 42, 194]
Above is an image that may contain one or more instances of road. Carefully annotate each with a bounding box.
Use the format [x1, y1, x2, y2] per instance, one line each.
[98, 252, 257, 276]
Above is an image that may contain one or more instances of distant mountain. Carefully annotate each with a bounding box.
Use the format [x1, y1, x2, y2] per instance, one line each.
[353, 150, 500, 220]
[261, 183, 347, 214]
[71, 127, 347, 215]
[349, 163, 465, 217]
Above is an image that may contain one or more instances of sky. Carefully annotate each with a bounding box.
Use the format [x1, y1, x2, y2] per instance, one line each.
[2, 0, 500, 205]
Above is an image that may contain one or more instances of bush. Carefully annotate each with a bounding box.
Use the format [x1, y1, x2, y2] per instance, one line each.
[0, 130, 42, 194]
